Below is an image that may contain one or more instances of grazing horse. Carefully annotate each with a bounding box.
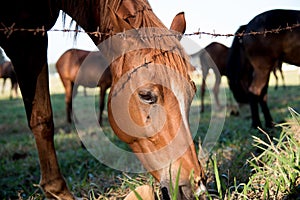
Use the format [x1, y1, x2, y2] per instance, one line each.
[190, 42, 228, 112]
[56, 49, 112, 125]
[0, 1, 206, 199]
[0, 61, 18, 98]
[227, 9, 300, 128]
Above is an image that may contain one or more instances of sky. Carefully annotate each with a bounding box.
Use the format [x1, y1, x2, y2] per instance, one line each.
[47, 0, 300, 64]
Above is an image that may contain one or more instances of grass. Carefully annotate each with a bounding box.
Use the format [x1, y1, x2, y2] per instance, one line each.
[0, 68, 299, 199]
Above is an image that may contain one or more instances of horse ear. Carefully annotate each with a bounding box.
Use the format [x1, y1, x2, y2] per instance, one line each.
[109, 7, 133, 33]
[169, 12, 186, 35]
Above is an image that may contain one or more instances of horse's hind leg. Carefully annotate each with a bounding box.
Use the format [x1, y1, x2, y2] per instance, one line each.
[273, 69, 279, 90]
[5, 38, 73, 199]
[61, 79, 74, 123]
[279, 68, 286, 88]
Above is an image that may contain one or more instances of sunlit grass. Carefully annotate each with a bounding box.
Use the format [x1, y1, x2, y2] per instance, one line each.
[0, 69, 299, 199]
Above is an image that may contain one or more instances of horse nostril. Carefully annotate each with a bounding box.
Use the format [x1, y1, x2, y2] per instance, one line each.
[161, 187, 171, 200]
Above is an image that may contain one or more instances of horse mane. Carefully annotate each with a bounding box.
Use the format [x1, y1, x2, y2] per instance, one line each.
[55, 0, 192, 94]
[101, 0, 191, 82]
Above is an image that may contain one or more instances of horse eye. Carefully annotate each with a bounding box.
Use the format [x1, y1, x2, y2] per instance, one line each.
[138, 90, 157, 104]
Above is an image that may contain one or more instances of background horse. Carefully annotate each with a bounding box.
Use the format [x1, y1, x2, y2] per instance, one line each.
[0, 1, 206, 199]
[0, 61, 18, 98]
[56, 48, 111, 125]
[227, 9, 300, 128]
[190, 42, 228, 112]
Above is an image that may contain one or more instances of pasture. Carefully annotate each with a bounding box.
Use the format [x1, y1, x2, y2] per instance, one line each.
[0, 65, 299, 199]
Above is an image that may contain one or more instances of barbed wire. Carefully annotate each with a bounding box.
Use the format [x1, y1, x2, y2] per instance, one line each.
[1, 22, 300, 39]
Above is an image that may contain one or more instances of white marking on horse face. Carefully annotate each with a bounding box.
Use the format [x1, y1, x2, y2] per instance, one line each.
[170, 79, 191, 129]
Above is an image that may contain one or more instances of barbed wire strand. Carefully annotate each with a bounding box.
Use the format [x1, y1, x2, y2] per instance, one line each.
[1, 22, 300, 39]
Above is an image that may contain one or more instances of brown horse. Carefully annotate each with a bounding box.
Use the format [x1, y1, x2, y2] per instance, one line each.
[0, 61, 18, 98]
[227, 9, 300, 128]
[56, 49, 111, 125]
[0, 1, 206, 199]
[190, 42, 228, 112]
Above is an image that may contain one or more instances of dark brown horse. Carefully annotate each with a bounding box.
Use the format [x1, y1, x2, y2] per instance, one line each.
[0, 61, 18, 98]
[192, 41, 284, 113]
[190, 42, 228, 112]
[56, 48, 111, 125]
[227, 9, 300, 128]
[0, 1, 206, 199]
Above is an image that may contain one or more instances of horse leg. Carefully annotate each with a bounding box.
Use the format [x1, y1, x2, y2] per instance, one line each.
[13, 82, 18, 97]
[66, 82, 74, 123]
[279, 68, 286, 88]
[2, 78, 6, 94]
[273, 69, 278, 90]
[10, 76, 18, 98]
[200, 68, 208, 113]
[60, 77, 74, 123]
[6, 39, 73, 198]
[249, 93, 262, 128]
[9, 78, 14, 99]
[248, 67, 272, 128]
[259, 85, 273, 128]
[98, 84, 108, 126]
[213, 70, 221, 109]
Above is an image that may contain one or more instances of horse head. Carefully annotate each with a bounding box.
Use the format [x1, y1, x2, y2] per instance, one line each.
[104, 4, 206, 199]
[226, 25, 253, 104]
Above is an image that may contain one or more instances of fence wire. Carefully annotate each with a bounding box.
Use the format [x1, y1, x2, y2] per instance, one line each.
[1, 22, 300, 39]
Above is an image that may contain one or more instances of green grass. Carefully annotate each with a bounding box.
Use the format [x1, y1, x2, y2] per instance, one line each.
[0, 69, 299, 199]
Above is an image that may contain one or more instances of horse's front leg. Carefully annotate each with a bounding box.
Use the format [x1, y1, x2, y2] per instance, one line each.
[249, 92, 262, 128]
[248, 65, 272, 128]
[8, 39, 74, 199]
[30, 65, 73, 199]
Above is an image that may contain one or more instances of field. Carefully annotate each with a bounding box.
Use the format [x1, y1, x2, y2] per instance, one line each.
[0, 67, 299, 199]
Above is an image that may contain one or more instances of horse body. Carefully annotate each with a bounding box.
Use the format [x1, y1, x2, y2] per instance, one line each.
[0, 1, 205, 199]
[56, 48, 112, 125]
[0, 61, 18, 98]
[244, 10, 300, 95]
[191, 42, 228, 112]
[227, 9, 300, 128]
